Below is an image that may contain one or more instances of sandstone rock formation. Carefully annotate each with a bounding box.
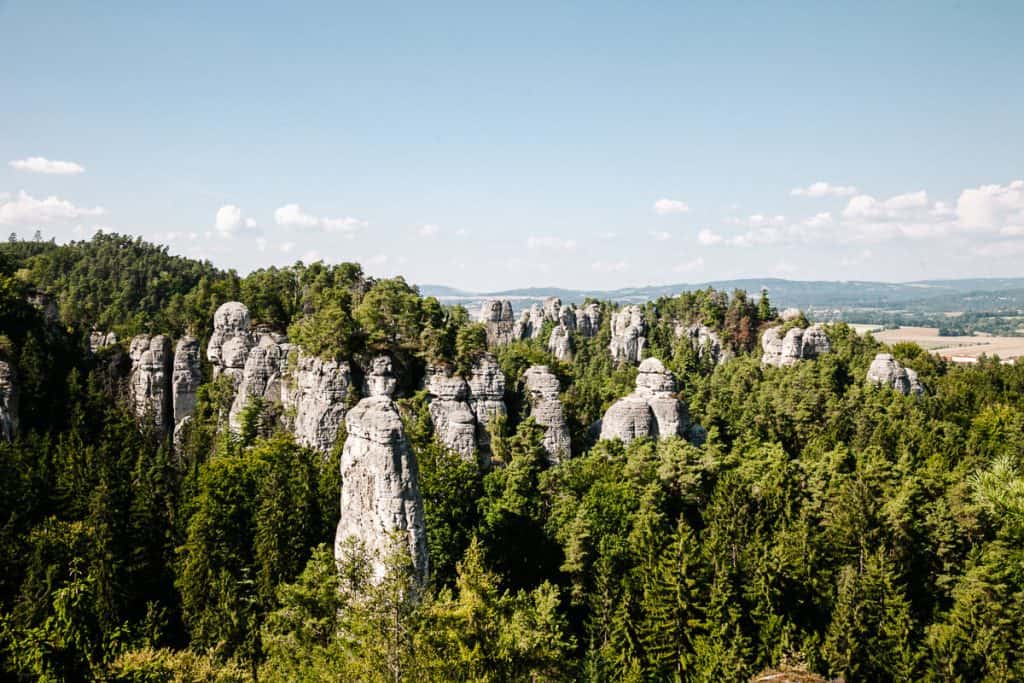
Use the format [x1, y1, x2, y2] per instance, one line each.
[523, 365, 571, 464]
[171, 336, 202, 437]
[609, 305, 647, 364]
[129, 334, 173, 431]
[513, 303, 546, 340]
[599, 358, 695, 444]
[228, 334, 286, 432]
[281, 351, 351, 454]
[335, 386, 428, 585]
[867, 353, 925, 396]
[425, 364, 478, 460]
[676, 323, 731, 365]
[480, 299, 516, 346]
[89, 330, 118, 353]
[761, 324, 832, 368]
[0, 360, 18, 442]
[207, 302, 253, 384]
[547, 324, 573, 361]
[467, 353, 506, 454]
[576, 302, 601, 337]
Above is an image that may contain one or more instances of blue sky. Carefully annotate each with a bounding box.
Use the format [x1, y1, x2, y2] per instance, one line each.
[1, 1, 1022, 290]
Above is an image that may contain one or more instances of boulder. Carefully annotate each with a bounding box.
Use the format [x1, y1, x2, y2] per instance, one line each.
[207, 302, 252, 381]
[867, 353, 925, 396]
[282, 351, 351, 453]
[366, 355, 398, 398]
[761, 324, 831, 368]
[577, 303, 601, 338]
[523, 365, 571, 464]
[228, 335, 285, 432]
[547, 324, 573, 361]
[425, 364, 478, 460]
[676, 323, 730, 365]
[129, 334, 173, 431]
[599, 357, 695, 444]
[89, 330, 118, 353]
[0, 360, 18, 442]
[336, 394, 429, 585]
[609, 305, 647, 364]
[172, 336, 202, 437]
[467, 353, 507, 454]
[480, 299, 516, 346]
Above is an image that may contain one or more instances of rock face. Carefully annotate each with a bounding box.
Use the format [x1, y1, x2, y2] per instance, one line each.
[506, 298, 599, 344]
[89, 331, 118, 353]
[599, 358, 695, 444]
[425, 364, 478, 460]
[171, 336, 202, 437]
[129, 335, 173, 431]
[676, 324, 731, 365]
[467, 354, 507, 454]
[761, 324, 831, 368]
[523, 365, 571, 464]
[228, 334, 287, 432]
[335, 392, 428, 585]
[207, 302, 253, 385]
[0, 360, 18, 442]
[609, 305, 647, 364]
[281, 351, 351, 454]
[480, 299, 516, 346]
[577, 303, 601, 337]
[867, 353, 925, 396]
[547, 324, 573, 361]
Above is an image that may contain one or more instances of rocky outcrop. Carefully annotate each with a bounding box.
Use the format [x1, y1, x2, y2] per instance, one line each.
[523, 365, 571, 464]
[335, 392, 428, 585]
[171, 336, 202, 437]
[480, 299, 516, 346]
[281, 351, 351, 454]
[676, 324, 731, 365]
[207, 302, 253, 385]
[129, 335, 173, 431]
[609, 305, 647, 364]
[599, 358, 695, 444]
[867, 353, 925, 396]
[467, 353, 506, 454]
[547, 324, 573, 361]
[228, 334, 287, 432]
[577, 303, 601, 337]
[0, 361, 18, 441]
[513, 303, 546, 340]
[425, 364, 478, 460]
[89, 330, 118, 353]
[761, 324, 831, 368]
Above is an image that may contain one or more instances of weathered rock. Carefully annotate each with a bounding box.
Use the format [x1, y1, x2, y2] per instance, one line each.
[867, 353, 925, 396]
[513, 304, 547, 340]
[599, 357, 695, 444]
[207, 302, 252, 382]
[480, 299, 516, 346]
[89, 330, 118, 353]
[282, 351, 351, 453]
[761, 324, 831, 367]
[0, 360, 18, 442]
[425, 364, 478, 459]
[780, 307, 803, 322]
[129, 334, 173, 431]
[228, 335, 285, 432]
[523, 365, 571, 464]
[676, 324, 730, 365]
[609, 305, 647, 364]
[467, 353, 506, 453]
[366, 355, 398, 398]
[172, 336, 202, 436]
[547, 324, 573, 361]
[336, 394, 428, 585]
[576, 303, 601, 337]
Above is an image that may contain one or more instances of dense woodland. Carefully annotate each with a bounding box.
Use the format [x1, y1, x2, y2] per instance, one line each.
[0, 233, 1022, 682]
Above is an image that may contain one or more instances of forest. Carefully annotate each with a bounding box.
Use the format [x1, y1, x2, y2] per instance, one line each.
[0, 233, 1022, 682]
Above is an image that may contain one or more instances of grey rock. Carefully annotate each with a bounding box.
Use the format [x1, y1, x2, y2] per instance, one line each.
[172, 336, 202, 436]
[366, 355, 398, 398]
[577, 303, 601, 338]
[801, 325, 832, 358]
[547, 324, 573, 361]
[0, 360, 18, 441]
[228, 335, 285, 432]
[480, 299, 516, 346]
[467, 353, 506, 453]
[425, 364, 478, 459]
[676, 324, 731, 365]
[282, 351, 351, 453]
[129, 334, 173, 431]
[780, 307, 803, 322]
[761, 324, 831, 368]
[609, 305, 647, 364]
[600, 396, 657, 443]
[867, 353, 925, 396]
[207, 302, 253, 381]
[523, 365, 571, 464]
[89, 330, 118, 353]
[336, 395, 428, 585]
[600, 357, 694, 444]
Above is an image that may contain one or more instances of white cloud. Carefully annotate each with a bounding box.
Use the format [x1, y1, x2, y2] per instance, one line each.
[274, 203, 366, 236]
[301, 250, 322, 263]
[697, 228, 723, 246]
[367, 253, 389, 265]
[843, 191, 929, 221]
[956, 180, 1024, 230]
[791, 181, 857, 198]
[418, 224, 440, 238]
[840, 249, 874, 266]
[653, 198, 690, 215]
[455, 228, 469, 237]
[673, 257, 705, 274]
[279, 242, 295, 253]
[0, 190, 104, 225]
[803, 212, 833, 229]
[971, 239, 1024, 257]
[256, 238, 267, 252]
[526, 235, 577, 251]
[245, 217, 257, 228]
[650, 230, 671, 241]
[591, 260, 628, 273]
[215, 204, 244, 235]
[9, 157, 85, 175]
[728, 214, 786, 228]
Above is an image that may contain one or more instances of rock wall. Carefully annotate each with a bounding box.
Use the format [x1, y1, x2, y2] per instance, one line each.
[547, 324, 573, 361]
[207, 302, 253, 385]
[480, 299, 516, 346]
[467, 353, 507, 455]
[523, 365, 571, 464]
[281, 351, 351, 454]
[577, 303, 601, 338]
[761, 324, 831, 368]
[129, 334, 173, 431]
[609, 305, 647, 364]
[676, 323, 731, 365]
[0, 360, 18, 442]
[228, 334, 288, 433]
[425, 364, 478, 460]
[89, 331, 118, 353]
[336, 357, 428, 584]
[599, 357, 695, 444]
[867, 353, 925, 396]
[172, 336, 202, 437]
